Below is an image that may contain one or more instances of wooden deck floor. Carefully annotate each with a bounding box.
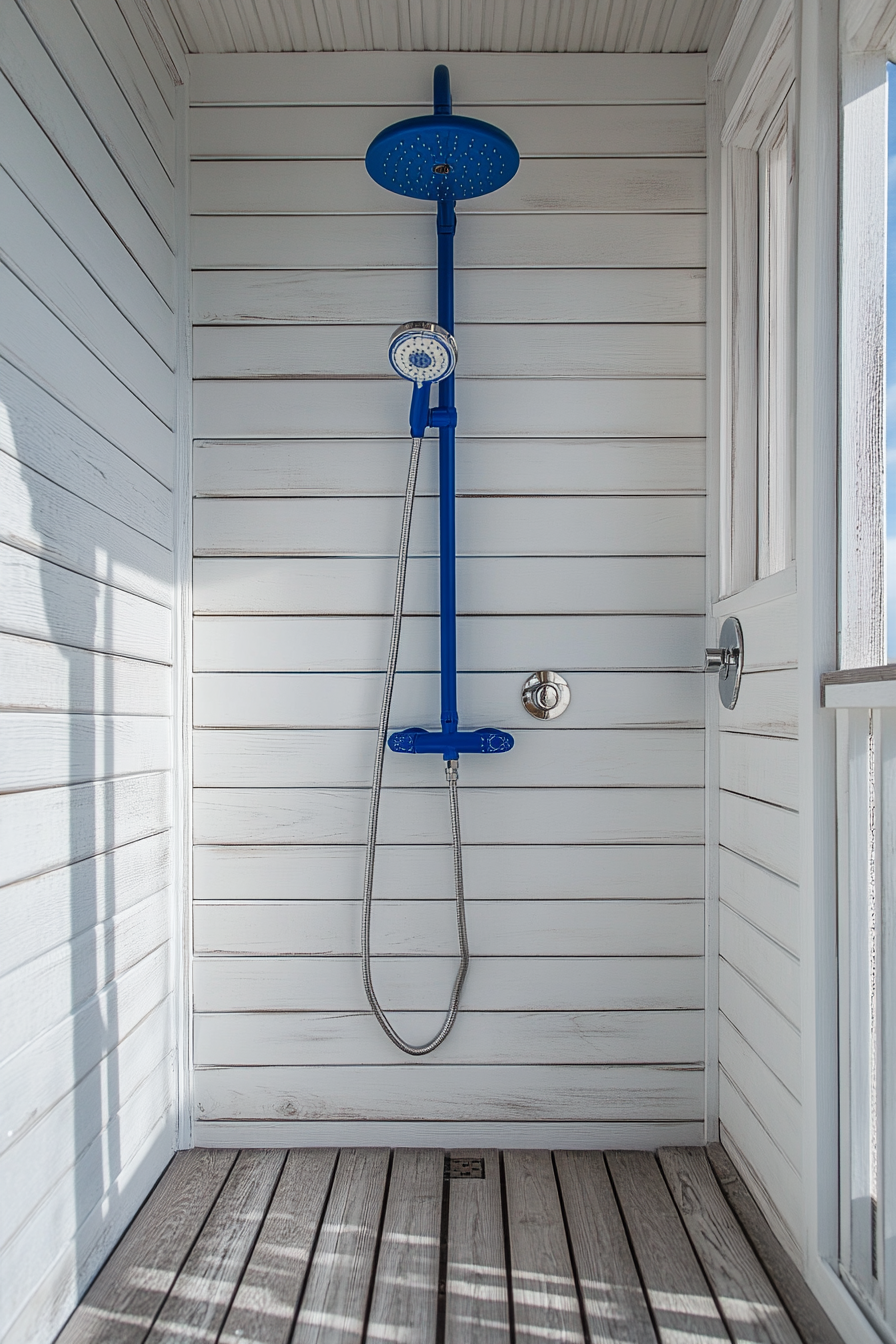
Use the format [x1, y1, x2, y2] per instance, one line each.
[57, 1144, 841, 1344]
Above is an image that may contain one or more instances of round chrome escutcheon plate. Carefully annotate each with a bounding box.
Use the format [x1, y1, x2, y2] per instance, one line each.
[522, 670, 571, 720]
[718, 616, 743, 710]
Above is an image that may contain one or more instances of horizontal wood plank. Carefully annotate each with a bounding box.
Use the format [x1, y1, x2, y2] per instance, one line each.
[2, 1003, 175, 1259]
[72, 0, 175, 165]
[188, 53, 709, 106]
[0, 3, 173, 299]
[720, 790, 799, 883]
[0, 265, 173, 482]
[719, 731, 799, 809]
[193, 670, 705, 730]
[193, 898, 704, 957]
[0, 633, 171, 716]
[718, 1115, 801, 1262]
[1, 454, 172, 605]
[192, 556, 705, 615]
[0, 543, 171, 663]
[731, 595, 798, 672]
[193, 784, 704, 845]
[192, 841, 704, 902]
[191, 158, 705, 215]
[193, 1063, 704, 1122]
[719, 905, 800, 1028]
[193, 955, 705, 1012]
[192, 727, 704, 788]
[192, 438, 706, 498]
[193, 495, 706, 557]
[719, 847, 799, 955]
[191, 213, 707, 270]
[2, 901, 170, 1071]
[16, 0, 175, 230]
[0, 770, 170, 887]
[719, 962, 801, 1099]
[1, 168, 174, 415]
[0, 360, 171, 547]
[2, 830, 170, 978]
[191, 103, 706, 159]
[0, 942, 169, 1156]
[192, 267, 705, 324]
[193, 322, 706, 379]
[193, 1120, 707, 1149]
[719, 1018, 801, 1171]
[723, 670, 798, 737]
[192, 376, 706, 439]
[2, 901, 171, 1070]
[0, 713, 171, 792]
[193, 615, 706, 672]
[0, 73, 172, 357]
[193, 1009, 705, 1066]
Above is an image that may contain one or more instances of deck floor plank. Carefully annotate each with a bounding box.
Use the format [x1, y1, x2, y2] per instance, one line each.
[146, 1148, 286, 1342]
[503, 1149, 585, 1344]
[219, 1147, 338, 1344]
[365, 1148, 443, 1344]
[56, 1149, 238, 1344]
[445, 1149, 510, 1344]
[58, 1144, 844, 1344]
[291, 1147, 390, 1344]
[658, 1147, 801, 1344]
[606, 1149, 729, 1344]
[555, 1149, 656, 1344]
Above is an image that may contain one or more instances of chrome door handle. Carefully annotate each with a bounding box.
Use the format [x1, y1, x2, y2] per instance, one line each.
[704, 617, 743, 709]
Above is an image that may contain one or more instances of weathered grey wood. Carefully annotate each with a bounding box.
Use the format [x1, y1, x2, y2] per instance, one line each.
[219, 1148, 338, 1344]
[554, 1150, 655, 1344]
[147, 1149, 286, 1342]
[503, 1150, 585, 1344]
[366, 1149, 443, 1344]
[657, 1147, 801, 1343]
[706, 1143, 844, 1344]
[606, 1150, 728, 1343]
[56, 1149, 237, 1344]
[445, 1149, 510, 1344]
[291, 1147, 390, 1344]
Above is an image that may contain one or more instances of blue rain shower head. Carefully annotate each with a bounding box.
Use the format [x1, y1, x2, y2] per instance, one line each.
[365, 66, 519, 201]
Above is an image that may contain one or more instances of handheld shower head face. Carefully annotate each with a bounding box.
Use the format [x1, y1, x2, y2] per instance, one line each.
[389, 322, 457, 385]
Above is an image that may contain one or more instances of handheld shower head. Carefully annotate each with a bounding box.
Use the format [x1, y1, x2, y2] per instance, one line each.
[389, 321, 457, 386]
[389, 321, 457, 438]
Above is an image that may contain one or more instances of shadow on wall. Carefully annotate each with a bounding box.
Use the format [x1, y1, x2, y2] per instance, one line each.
[0, 366, 172, 1336]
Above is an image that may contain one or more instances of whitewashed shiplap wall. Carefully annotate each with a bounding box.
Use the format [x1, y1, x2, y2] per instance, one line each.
[0, 1, 181, 1340]
[190, 50, 708, 1145]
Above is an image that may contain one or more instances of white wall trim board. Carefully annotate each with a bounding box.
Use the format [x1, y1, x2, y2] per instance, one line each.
[713, 564, 797, 615]
[172, 78, 193, 1150]
[192, 1120, 706, 1148]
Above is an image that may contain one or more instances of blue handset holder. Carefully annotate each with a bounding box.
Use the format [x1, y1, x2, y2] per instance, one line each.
[372, 67, 515, 762]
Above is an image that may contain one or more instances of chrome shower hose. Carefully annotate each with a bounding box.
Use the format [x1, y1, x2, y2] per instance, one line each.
[361, 435, 469, 1055]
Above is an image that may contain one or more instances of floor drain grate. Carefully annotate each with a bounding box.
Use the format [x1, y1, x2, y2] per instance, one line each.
[445, 1156, 485, 1180]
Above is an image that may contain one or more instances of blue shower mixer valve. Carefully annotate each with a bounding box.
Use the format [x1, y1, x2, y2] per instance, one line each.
[388, 727, 514, 757]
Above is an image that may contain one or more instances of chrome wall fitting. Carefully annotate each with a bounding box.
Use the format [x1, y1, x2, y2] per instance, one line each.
[705, 616, 743, 710]
[522, 670, 571, 719]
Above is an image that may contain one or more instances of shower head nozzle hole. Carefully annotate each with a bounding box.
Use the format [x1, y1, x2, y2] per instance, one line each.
[433, 163, 451, 174]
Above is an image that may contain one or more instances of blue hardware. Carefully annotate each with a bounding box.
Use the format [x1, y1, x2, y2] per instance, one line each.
[389, 728, 514, 755]
[367, 67, 519, 761]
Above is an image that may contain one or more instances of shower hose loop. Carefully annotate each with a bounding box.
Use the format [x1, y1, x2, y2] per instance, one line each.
[360, 435, 469, 1055]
